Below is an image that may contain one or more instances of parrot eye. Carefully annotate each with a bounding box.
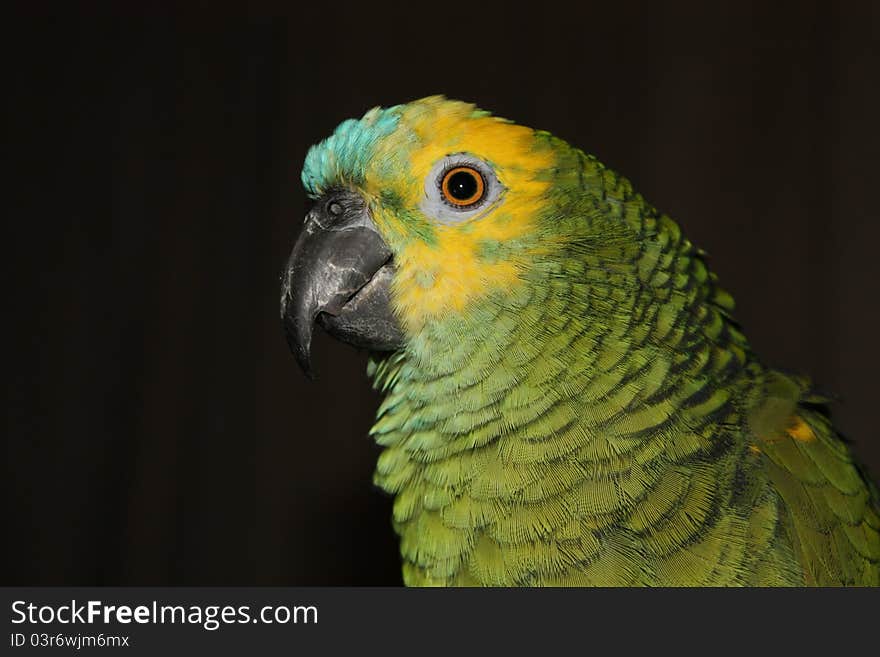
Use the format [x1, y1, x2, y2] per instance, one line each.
[421, 154, 504, 224]
[440, 167, 485, 207]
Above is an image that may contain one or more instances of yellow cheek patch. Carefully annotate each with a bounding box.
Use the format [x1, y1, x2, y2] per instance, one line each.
[391, 227, 521, 333]
[378, 188, 553, 333]
[368, 98, 557, 332]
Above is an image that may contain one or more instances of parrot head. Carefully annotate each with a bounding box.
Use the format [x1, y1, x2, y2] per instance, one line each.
[281, 96, 682, 375]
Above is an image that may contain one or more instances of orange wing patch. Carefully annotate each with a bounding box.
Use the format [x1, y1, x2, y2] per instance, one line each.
[785, 416, 816, 443]
[750, 415, 815, 453]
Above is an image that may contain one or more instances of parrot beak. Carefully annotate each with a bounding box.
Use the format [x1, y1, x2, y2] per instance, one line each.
[280, 189, 405, 377]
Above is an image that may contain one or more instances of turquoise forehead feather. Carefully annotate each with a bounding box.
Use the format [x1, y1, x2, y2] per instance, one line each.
[301, 104, 404, 198]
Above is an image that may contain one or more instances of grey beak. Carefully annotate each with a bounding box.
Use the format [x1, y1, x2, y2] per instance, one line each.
[280, 189, 405, 377]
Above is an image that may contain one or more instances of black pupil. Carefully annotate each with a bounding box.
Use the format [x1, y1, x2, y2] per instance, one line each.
[448, 170, 479, 202]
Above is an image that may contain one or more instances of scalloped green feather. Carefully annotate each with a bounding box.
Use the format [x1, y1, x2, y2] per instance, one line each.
[306, 98, 879, 586]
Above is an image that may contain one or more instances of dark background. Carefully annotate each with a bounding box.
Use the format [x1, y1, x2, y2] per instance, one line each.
[6, 2, 879, 585]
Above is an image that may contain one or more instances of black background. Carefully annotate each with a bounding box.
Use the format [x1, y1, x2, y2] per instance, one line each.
[6, 2, 880, 585]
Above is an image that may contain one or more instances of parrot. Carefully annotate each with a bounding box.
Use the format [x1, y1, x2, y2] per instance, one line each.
[280, 96, 880, 586]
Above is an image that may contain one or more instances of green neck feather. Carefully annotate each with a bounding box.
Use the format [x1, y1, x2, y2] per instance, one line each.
[366, 148, 775, 585]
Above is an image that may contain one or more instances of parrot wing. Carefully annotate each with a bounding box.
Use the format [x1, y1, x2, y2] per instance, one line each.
[750, 372, 880, 585]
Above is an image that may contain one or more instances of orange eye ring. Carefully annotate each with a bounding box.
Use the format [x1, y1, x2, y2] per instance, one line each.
[440, 166, 485, 207]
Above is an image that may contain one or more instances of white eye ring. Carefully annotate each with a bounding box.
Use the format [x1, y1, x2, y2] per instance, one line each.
[420, 154, 504, 225]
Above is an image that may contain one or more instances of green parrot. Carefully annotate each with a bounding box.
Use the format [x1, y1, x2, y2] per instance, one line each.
[280, 96, 879, 586]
